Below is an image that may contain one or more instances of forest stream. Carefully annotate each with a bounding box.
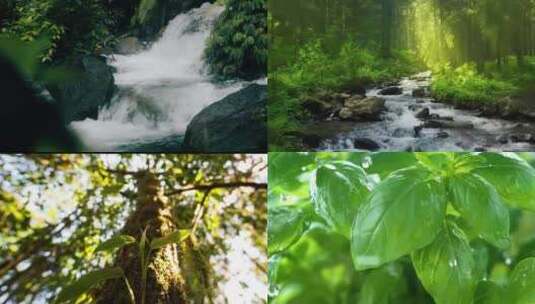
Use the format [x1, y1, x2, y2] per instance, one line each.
[69, 3, 246, 152]
[319, 72, 535, 152]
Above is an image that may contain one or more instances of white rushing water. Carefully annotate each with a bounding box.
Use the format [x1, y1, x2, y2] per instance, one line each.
[70, 3, 244, 151]
[321, 71, 535, 151]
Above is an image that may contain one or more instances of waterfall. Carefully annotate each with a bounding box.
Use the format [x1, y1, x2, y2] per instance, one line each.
[70, 3, 244, 151]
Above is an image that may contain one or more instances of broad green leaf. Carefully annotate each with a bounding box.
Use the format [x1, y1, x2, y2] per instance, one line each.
[452, 153, 487, 174]
[411, 222, 477, 304]
[268, 152, 314, 191]
[359, 263, 408, 304]
[95, 234, 136, 254]
[365, 152, 418, 178]
[311, 161, 370, 238]
[509, 257, 535, 304]
[448, 173, 510, 248]
[55, 267, 124, 303]
[268, 205, 307, 255]
[474, 281, 507, 304]
[474, 153, 535, 212]
[415, 152, 455, 172]
[150, 229, 191, 250]
[351, 167, 446, 270]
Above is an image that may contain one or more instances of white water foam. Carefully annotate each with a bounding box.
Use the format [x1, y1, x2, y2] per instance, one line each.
[70, 3, 244, 151]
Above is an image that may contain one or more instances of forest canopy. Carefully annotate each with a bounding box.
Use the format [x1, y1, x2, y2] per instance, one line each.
[0, 154, 267, 304]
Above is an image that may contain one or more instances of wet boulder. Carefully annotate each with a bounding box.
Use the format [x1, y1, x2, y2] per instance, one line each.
[510, 133, 535, 143]
[353, 138, 381, 151]
[47, 55, 115, 123]
[423, 119, 474, 129]
[379, 86, 403, 95]
[436, 131, 449, 139]
[182, 84, 267, 152]
[412, 87, 428, 98]
[415, 107, 430, 119]
[339, 96, 386, 121]
[302, 95, 336, 119]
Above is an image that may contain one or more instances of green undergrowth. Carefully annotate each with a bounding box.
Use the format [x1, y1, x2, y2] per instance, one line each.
[431, 58, 535, 106]
[269, 40, 421, 150]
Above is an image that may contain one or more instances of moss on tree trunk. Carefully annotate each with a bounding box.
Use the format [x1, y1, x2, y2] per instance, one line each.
[97, 172, 213, 304]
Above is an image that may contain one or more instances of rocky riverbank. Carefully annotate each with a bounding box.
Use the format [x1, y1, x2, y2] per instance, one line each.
[286, 72, 535, 151]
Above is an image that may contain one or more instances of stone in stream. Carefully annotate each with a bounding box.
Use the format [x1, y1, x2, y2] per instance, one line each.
[47, 55, 115, 123]
[423, 119, 474, 129]
[302, 96, 335, 119]
[182, 84, 266, 153]
[378, 86, 403, 95]
[415, 108, 430, 119]
[353, 138, 381, 151]
[414, 125, 423, 137]
[412, 87, 428, 98]
[436, 131, 449, 139]
[338, 96, 386, 121]
[510, 133, 535, 143]
[497, 134, 509, 144]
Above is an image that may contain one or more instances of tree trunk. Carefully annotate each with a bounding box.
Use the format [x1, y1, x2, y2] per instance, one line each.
[382, 0, 394, 57]
[97, 172, 212, 304]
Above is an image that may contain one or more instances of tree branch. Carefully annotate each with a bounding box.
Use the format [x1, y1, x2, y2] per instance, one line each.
[165, 182, 267, 196]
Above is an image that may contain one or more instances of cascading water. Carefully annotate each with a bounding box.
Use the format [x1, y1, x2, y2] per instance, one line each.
[70, 3, 244, 151]
[320, 72, 535, 151]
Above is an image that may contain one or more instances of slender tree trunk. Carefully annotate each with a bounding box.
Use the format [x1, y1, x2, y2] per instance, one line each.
[382, 0, 394, 57]
[97, 172, 212, 304]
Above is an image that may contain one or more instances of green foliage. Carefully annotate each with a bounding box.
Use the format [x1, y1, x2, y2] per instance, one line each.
[352, 166, 446, 270]
[55, 267, 124, 304]
[411, 220, 478, 304]
[311, 161, 371, 238]
[448, 173, 510, 249]
[0, 155, 266, 303]
[269, 152, 535, 304]
[268, 205, 307, 255]
[95, 235, 137, 254]
[2, 0, 114, 62]
[431, 64, 518, 104]
[268, 41, 420, 149]
[204, 0, 267, 80]
[149, 229, 191, 250]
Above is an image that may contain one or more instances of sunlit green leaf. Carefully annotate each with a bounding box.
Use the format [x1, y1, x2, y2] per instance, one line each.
[448, 173, 510, 248]
[474, 153, 535, 212]
[311, 161, 370, 238]
[268, 205, 307, 255]
[150, 229, 191, 250]
[95, 234, 136, 254]
[268, 152, 314, 191]
[412, 221, 477, 304]
[509, 257, 535, 304]
[352, 167, 446, 270]
[365, 152, 418, 178]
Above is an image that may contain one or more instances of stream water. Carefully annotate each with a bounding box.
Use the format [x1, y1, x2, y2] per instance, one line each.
[320, 72, 535, 151]
[69, 3, 245, 151]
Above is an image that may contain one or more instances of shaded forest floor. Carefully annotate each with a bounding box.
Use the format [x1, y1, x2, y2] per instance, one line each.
[269, 43, 535, 150]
